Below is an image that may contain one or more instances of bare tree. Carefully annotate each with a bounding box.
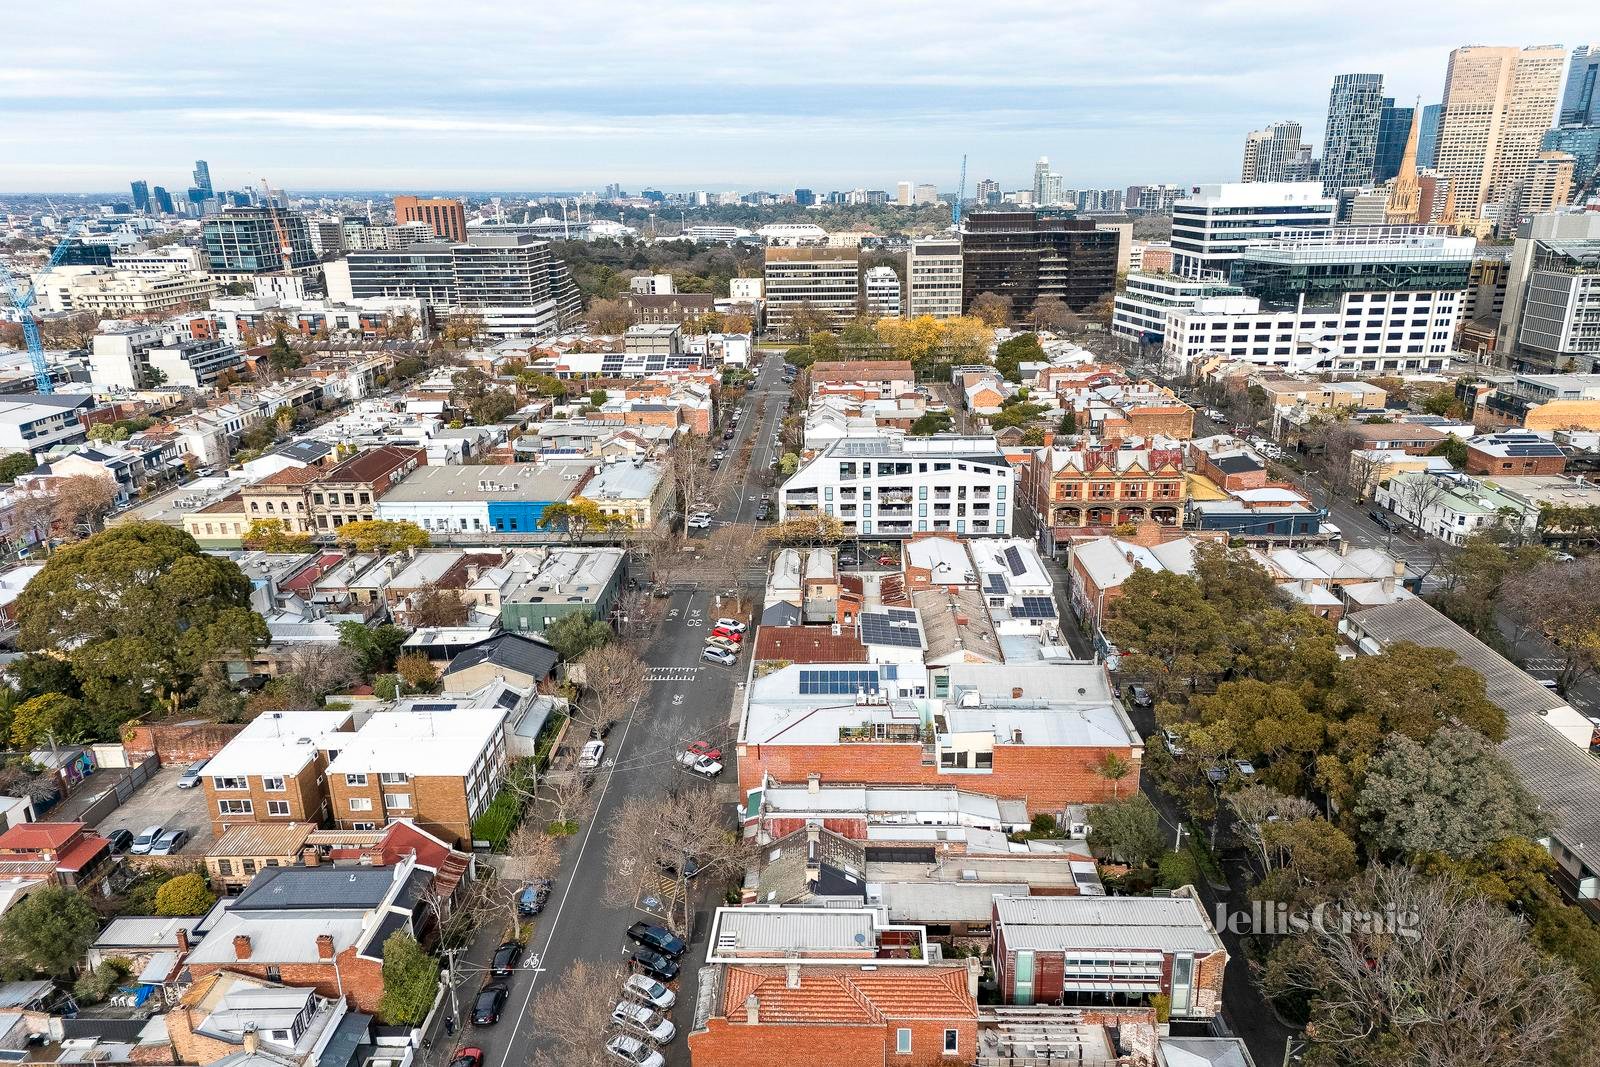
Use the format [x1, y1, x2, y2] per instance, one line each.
[587, 298, 636, 335]
[1227, 785, 1319, 874]
[570, 645, 649, 740]
[11, 492, 55, 547]
[1391, 473, 1449, 532]
[51, 474, 119, 535]
[1030, 295, 1079, 334]
[785, 300, 830, 341]
[529, 960, 627, 1067]
[406, 583, 469, 627]
[278, 644, 363, 705]
[1501, 556, 1600, 691]
[606, 787, 750, 935]
[543, 770, 598, 833]
[665, 433, 716, 518]
[502, 823, 562, 886]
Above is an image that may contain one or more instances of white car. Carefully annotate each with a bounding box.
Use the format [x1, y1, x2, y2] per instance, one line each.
[623, 973, 676, 1010]
[677, 750, 724, 777]
[687, 512, 713, 530]
[612, 1000, 676, 1043]
[577, 739, 606, 770]
[702, 646, 738, 666]
[713, 618, 747, 634]
[606, 1035, 664, 1067]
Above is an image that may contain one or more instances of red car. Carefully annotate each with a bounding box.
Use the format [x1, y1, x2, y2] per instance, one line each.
[877, 555, 897, 567]
[710, 626, 743, 642]
[686, 740, 722, 761]
[449, 1049, 483, 1067]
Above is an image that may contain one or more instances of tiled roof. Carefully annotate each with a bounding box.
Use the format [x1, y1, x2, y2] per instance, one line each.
[195, 492, 245, 514]
[251, 465, 322, 486]
[720, 965, 974, 1024]
[753, 626, 868, 664]
[811, 360, 915, 384]
[318, 445, 423, 484]
[0, 823, 83, 851]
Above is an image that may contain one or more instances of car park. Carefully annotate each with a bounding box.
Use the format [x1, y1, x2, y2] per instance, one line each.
[448, 1048, 484, 1067]
[151, 829, 189, 855]
[606, 1034, 665, 1067]
[630, 947, 680, 982]
[623, 973, 676, 1010]
[578, 739, 607, 770]
[709, 625, 742, 642]
[176, 759, 209, 789]
[105, 828, 135, 854]
[516, 879, 552, 916]
[130, 825, 165, 855]
[714, 618, 747, 634]
[611, 1000, 676, 1043]
[472, 983, 508, 1025]
[490, 941, 523, 977]
[701, 646, 738, 666]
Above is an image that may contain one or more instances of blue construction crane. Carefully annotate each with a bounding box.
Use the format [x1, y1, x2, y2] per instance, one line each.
[1, 228, 83, 394]
[952, 154, 968, 226]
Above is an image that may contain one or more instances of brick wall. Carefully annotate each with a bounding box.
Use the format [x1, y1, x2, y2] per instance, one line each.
[1464, 447, 1567, 476]
[690, 1017, 972, 1067]
[187, 942, 385, 1014]
[326, 773, 472, 847]
[122, 721, 245, 763]
[1127, 406, 1195, 440]
[204, 761, 327, 836]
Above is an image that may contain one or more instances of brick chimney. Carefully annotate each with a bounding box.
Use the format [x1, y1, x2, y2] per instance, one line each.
[233, 935, 252, 960]
[316, 934, 335, 960]
[966, 956, 981, 999]
[744, 994, 760, 1024]
[1042, 432, 1055, 449]
[175, 927, 190, 956]
[243, 1028, 259, 1054]
[303, 847, 321, 867]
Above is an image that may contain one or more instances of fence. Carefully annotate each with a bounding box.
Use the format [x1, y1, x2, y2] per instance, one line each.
[74, 755, 161, 828]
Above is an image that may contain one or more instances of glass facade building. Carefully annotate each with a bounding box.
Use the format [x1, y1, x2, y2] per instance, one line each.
[959, 211, 1118, 319]
[1321, 73, 1385, 196]
[1229, 229, 1474, 309]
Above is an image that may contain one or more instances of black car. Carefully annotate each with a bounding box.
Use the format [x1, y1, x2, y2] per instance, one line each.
[105, 829, 135, 854]
[490, 941, 523, 977]
[755, 503, 771, 521]
[630, 948, 680, 982]
[658, 855, 703, 879]
[472, 982, 508, 1025]
[517, 879, 552, 916]
[627, 921, 687, 958]
[1368, 509, 1398, 532]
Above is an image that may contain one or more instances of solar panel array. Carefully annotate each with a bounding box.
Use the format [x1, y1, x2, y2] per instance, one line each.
[1502, 443, 1563, 456]
[859, 611, 922, 648]
[1010, 596, 1057, 619]
[984, 573, 1009, 595]
[1004, 545, 1027, 576]
[798, 669, 881, 695]
[886, 608, 919, 624]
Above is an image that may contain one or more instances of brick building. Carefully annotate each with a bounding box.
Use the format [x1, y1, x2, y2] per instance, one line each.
[0, 822, 113, 890]
[1464, 431, 1567, 476]
[239, 465, 321, 535]
[1188, 438, 1268, 492]
[621, 291, 715, 326]
[201, 711, 355, 836]
[393, 195, 467, 242]
[1023, 439, 1187, 551]
[308, 445, 425, 532]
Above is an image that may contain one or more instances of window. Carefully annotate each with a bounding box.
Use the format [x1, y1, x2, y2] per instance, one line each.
[218, 799, 253, 815]
[380, 772, 411, 784]
[266, 966, 281, 982]
[243, 859, 257, 875]
[217, 859, 234, 876]
[384, 793, 412, 809]
[896, 1029, 912, 1054]
[345, 773, 368, 786]
[349, 797, 373, 812]
[212, 776, 248, 790]
[945, 1029, 959, 1054]
[351, 822, 376, 831]
[267, 800, 290, 816]
[262, 776, 285, 792]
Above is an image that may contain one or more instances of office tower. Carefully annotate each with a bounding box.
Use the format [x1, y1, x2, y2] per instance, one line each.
[202, 206, 317, 276]
[913, 183, 939, 206]
[1375, 99, 1416, 182]
[393, 195, 467, 242]
[1543, 127, 1600, 192]
[192, 159, 213, 198]
[896, 181, 914, 206]
[864, 265, 902, 317]
[907, 240, 963, 318]
[763, 247, 861, 332]
[129, 181, 150, 213]
[1560, 44, 1600, 125]
[1033, 158, 1051, 206]
[794, 188, 816, 207]
[1242, 121, 1316, 183]
[1169, 183, 1337, 280]
[959, 212, 1118, 321]
[1132, 185, 1182, 214]
[1321, 73, 1385, 195]
[1497, 213, 1600, 370]
[1435, 45, 1567, 212]
[1417, 104, 1443, 167]
[152, 186, 174, 214]
[1521, 150, 1577, 214]
[976, 178, 1000, 206]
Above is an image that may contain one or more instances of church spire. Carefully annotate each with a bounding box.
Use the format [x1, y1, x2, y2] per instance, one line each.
[1386, 99, 1424, 224]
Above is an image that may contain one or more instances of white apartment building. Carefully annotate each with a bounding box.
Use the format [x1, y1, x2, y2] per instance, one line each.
[729, 277, 763, 302]
[109, 245, 207, 275]
[90, 321, 242, 391]
[0, 394, 95, 455]
[628, 273, 675, 295]
[778, 435, 1014, 538]
[1170, 183, 1337, 280]
[764, 248, 861, 332]
[32, 266, 217, 316]
[864, 265, 902, 318]
[907, 240, 963, 318]
[1111, 273, 1243, 345]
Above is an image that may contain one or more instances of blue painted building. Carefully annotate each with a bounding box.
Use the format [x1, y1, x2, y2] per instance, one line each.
[375, 464, 578, 537]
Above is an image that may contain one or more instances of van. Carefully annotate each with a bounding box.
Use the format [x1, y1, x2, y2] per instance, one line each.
[578, 739, 606, 770]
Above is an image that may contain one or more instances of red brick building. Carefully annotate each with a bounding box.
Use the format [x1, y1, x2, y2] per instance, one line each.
[0, 822, 113, 890]
[308, 445, 425, 531]
[1464, 432, 1567, 476]
[393, 195, 466, 242]
[1022, 441, 1187, 549]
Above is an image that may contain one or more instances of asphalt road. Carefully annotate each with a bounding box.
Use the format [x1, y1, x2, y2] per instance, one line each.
[430, 354, 788, 1067]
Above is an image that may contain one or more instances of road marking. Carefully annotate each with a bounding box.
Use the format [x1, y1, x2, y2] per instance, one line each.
[646, 667, 700, 683]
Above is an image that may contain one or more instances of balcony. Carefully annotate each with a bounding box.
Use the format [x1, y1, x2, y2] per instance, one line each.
[878, 504, 913, 517]
[787, 490, 820, 505]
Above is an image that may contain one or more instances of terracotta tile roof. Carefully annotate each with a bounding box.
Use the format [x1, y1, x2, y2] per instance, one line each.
[754, 626, 868, 664]
[811, 361, 914, 385]
[195, 492, 245, 514]
[53, 835, 111, 872]
[0, 823, 83, 851]
[251, 465, 321, 487]
[318, 445, 424, 485]
[720, 965, 975, 1025]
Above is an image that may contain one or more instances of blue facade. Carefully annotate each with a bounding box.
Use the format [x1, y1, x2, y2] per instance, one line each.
[1417, 104, 1442, 168]
[1189, 509, 1325, 539]
[488, 500, 554, 533]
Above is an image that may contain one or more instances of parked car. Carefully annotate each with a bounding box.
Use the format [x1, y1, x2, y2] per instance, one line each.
[658, 855, 703, 880]
[472, 982, 509, 1025]
[1368, 508, 1398, 532]
[1232, 759, 1257, 777]
[685, 755, 722, 778]
[755, 502, 771, 521]
[578, 739, 606, 770]
[448, 1048, 484, 1067]
[627, 922, 687, 957]
[701, 646, 738, 666]
[490, 941, 523, 977]
[684, 740, 722, 761]
[713, 618, 747, 635]
[630, 947, 681, 982]
[151, 829, 189, 855]
[516, 879, 552, 916]
[623, 973, 676, 1010]
[1128, 685, 1153, 708]
[687, 512, 713, 530]
[590, 720, 612, 740]
[723, 429, 735, 441]
[130, 825, 166, 856]
[1161, 729, 1186, 757]
[705, 636, 740, 655]
[709, 626, 742, 642]
[611, 1000, 676, 1043]
[176, 759, 209, 789]
[606, 1034, 665, 1067]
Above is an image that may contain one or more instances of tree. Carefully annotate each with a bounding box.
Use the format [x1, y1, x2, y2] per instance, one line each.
[1431, 533, 1545, 638]
[993, 332, 1043, 382]
[539, 498, 629, 543]
[0, 452, 36, 483]
[154, 872, 216, 916]
[393, 652, 438, 694]
[1227, 786, 1320, 875]
[544, 612, 612, 661]
[407, 584, 469, 628]
[607, 787, 749, 934]
[1264, 866, 1587, 1067]
[10, 491, 54, 547]
[969, 291, 1011, 326]
[242, 518, 314, 553]
[571, 644, 648, 739]
[1030, 295, 1079, 333]
[10, 692, 85, 748]
[502, 823, 562, 886]
[1058, 409, 1077, 435]
[376, 931, 440, 1026]
[529, 961, 623, 1067]
[266, 328, 302, 373]
[1085, 794, 1165, 867]
[14, 524, 267, 728]
[784, 301, 830, 341]
[1500, 556, 1600, 691]
[1254, 818, 1359, 902]
[333, 519, 430, 553]
[440, 313, 485, 348]
[0, 886, 99, 977]
[587, 298, 635, 334]
[469, 391, 517, 426]
[1094, 752, 1132, 799]
[337, 621, 409, 675]
[907, 411, 953, 437]
[1104, 568, 1230, 698]
[50, 474, 119, 535]
[767, 512, 846, 545]
[1334, 642, 1505, 745]
[1355, 727, 1544, 860]
[279, 644, 363, 705]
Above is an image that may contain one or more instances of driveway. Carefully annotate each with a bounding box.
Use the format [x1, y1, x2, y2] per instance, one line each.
[94, 766, 216, 858]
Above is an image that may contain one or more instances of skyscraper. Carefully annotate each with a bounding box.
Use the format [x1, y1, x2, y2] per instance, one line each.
[393, 195, 467, 242]
[1241, 122, 1315, 182]
[192, 159, 213, 198]
[960, 212, 1118, 320]
[1434, 45, 1567, 213]
[152, 186, 174, 214]
[1560, 44, 1600, 125]
[1033, 158, 1051, 206]
[794, 188, 816, 207]
[1375, 98, 1416, 182]
[1321, 74, 1385, 196]
[976, 178, 1000, 206]
[130, 181, 150, 213]
[1417, 104, 1443, 168]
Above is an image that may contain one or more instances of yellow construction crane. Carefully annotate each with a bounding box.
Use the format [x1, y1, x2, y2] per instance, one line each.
[259, 178, 295, 275]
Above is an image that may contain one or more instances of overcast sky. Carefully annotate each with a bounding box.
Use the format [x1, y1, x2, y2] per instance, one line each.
[1, 1, 1584, 195]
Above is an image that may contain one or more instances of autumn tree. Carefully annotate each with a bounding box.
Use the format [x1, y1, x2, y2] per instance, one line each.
[587, 298, 635, 334]
[407, 583, 470, 627]
[334, 519, 430, 553]
[538, 497, 630, 543]
[242, 518, 313, 552]
[969, 291, 1011, 326]
[10, 693, 86, 747]
[50, 474, 119, 535]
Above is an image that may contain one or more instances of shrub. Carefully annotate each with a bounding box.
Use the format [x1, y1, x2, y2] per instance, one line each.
[1157, 849, 1202, 891]
[73, 957, 132, 1004]
[154, 872, 216, 916]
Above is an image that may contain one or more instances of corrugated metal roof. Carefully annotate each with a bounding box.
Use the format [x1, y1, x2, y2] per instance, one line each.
[714, 909, 877, 954]
[994, 895, 1223, 954]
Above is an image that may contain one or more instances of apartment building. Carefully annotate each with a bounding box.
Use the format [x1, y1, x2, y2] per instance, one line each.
[764, 247, 861, 333]
[308, 445, 425, 531]
[1496, 213, 1600, 373]
[778, 435, 1014, 538]
[393, 195, 467, 241]
[1241, 121, 1317, 183]
[864, 265, 902, 317]
[31, 266, 217, 316]
[906, 240, 963, 318]
[90, 322, 243, 391]
[959, 212, 1118, 321]
[0, 393, 94, 455]
[201, 711, 356, 836]
[202, 207, 319, 282]
[1111, 272, 1243, 346]
[1169, 183, 1337, 280]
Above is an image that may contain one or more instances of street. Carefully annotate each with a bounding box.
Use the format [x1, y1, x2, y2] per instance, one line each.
[428, 354, 789, 1067]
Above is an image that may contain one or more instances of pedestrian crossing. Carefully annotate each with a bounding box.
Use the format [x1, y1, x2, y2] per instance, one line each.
[646, 667, 701, 683]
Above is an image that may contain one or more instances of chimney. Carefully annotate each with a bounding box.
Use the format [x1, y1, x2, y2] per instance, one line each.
[1338, 539, 1350, 556]
[1042, 431, 1055, 449]
[243, 1029, 259, 1055]
[1011, 687, 1023, 699]
[467, 564, 481, 583]
[1382, 575, 1396, 594]
[303, 847, 321, 867]
[744, 994, 760, 1025]
[786, 963, 801, 989]
[807, 773, 820, 794]
[1300, 578, 1313, 593]
[316, 934, 335, 960]
[233, 934, 252, 960]
[966, 956, 981, 999]
[1393, 559, 1406, 578]
[176, 927, 191, 956]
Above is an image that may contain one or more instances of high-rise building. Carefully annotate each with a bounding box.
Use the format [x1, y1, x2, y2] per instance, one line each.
[959, 212, 1118, 322]
[1033, 158, 1051, 206]
[976, 179, 1000, 206]
[1543, 127, 1600, 193]
[1520, 151, 1577, 215]
[1560, 44, 1600, 125]
[152, 186, 174, 214]
[1417, 104, 1443, 167]
[794, 188, 816, 207]
[1497, 212, 1600, 371]
[763, 247, 861, 333]
[864, 265, 902, 317]
[1039, 173, 1065, 208]
[192, 159, 213, 198]
[906, 240, 964, 319]
[393, 196, 467, 242]
[129, 181, 150, 214]
[1169, 183, 1337, 280]
[1242, 121, 1316, 183]
[1375, 99, 1416, 182]
[1434, 45, 1567, 213]
[1076, 189, 1126, 213]
[1128, 185, 1182, 214]
[202, 206, 318, 278]
[914, 183, 939, 206]
[1321, 74, 1385, 196]
[896, 181, 914, 206]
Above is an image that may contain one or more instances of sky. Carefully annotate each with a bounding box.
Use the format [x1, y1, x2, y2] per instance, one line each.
[0, 1, 1585, 195]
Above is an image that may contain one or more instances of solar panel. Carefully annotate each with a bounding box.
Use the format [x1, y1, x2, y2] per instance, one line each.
[1004, 545, 1027, 576]
[886, 608, 919, 623]
[1010, 596, 1057, 619]
[984, 573, 1009, 595]
[411, 702, 458, 712]
[859, 612, 922, 648]
[798, 669, 880, 695]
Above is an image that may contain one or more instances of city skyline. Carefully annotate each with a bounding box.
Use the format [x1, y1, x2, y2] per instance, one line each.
[1, 2, 1585, 195]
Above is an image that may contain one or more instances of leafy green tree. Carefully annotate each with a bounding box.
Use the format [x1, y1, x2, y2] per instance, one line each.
[267, 329, 302, 373]
[1086, 794, 1165, 867]
[1253, 818, 1359, 904]
[1058, 410, 1076, 435]
[1335, 642, 1505, 743]
[333, 519, 429, 553]
[6, 653, 81, 701]
[538, 498, 629, 542]
[1429, 435, 1468, 469]
[544, 612, 612, 662]
[14, 524, 267, 727]
[908, 411, 953, 436]
[987, 400, 1049, 431]
[0, 452, 36, 482]
[0, 886, 99, 977]
[242, 519, 314, 552]
[1104, 568, 1230, 698]
[1157, 849, 1202, 890]
[154, 872, 216, 916]
[338, 622, 409, 676]
[376, 931, 440, 1025]
[469, 392, 516, 425]
[10, 693, 85, 748]
[993, 332, 1043, 381]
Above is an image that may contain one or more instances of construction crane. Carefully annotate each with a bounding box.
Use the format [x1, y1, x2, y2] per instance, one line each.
[260, 178, 296, 275]
[1, 226, 85, 394]
[953, 154, 968, 226]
